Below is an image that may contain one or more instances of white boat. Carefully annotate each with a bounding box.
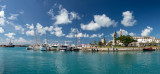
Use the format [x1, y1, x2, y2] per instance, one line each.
[49, 45, 59, 51]
[26, 46, 33, 50]
[33, 45, 43, 50]
[59, 45, 69, 51]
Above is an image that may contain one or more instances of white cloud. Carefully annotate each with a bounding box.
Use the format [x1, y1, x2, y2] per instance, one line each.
[76, 33, 89, 38]
[66, 33, 74, 38]
[15, 25, 24, 34]
[0, 5, 6, 9]
[26, 24, 34, 36]
[0, 5, 6, 26]
[26, 30, 34, 36]
[121, 11, 136, 27]
[129, 32, 136, 36]
[81, 14, 117, 31]
[110, 33, 114, 37]
[90, 33, 104, 38]
[66, 28, 89, 38]
[4, 32, 16, 39]
[0, 9, 4, 17]
[47, 9, 54, 20]
[4, 37, 32, 45]
[117, 29, 129, 36]
[54, 8, 71, 25]
[14, 37, 27, 43]
[53, 26, 65, 37]
[66, 28, 77, 38]
[36, 23, 49, 35]
[19, 10, 24, 14]
[111, 29, 136, 37]
[141, 26, 153, 36]
[8, 13, 19, 20]
[70, 12, 80, 20]
[6, 21, 25, 34]
[25, 23, 65, 37]
[26, 23, 49, 36]
[94, 14, 117, 27]
[81, 21, 100, 31]
[48, 4, 79, 25]
[26, 24, 34, 29]
[98, 33, 104, 37]
[0, 27, 4, 33]
[48, 26, 53, 32]
[90, 34, 97, 38]
[0, 18, 5, 26]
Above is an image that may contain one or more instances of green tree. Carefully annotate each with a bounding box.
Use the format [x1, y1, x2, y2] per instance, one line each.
[94, 40, 97, 45]
[107, 41, 112, 46]
[98, 41, 103, 47]
[150, 40, 156, 46]
[89, 43, 94, 47]
[150, 40, 156, 44]
[116, 35, 137, 47]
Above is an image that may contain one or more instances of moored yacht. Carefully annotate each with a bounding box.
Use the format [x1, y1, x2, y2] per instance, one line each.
[59, 45, 69, 51]
[26, 46, 33, 50]
[49, 45, 59, 51]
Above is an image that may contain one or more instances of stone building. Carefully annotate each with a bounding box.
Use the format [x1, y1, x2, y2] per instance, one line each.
[101, 38, 106, 44]
[112, 29, 160, 47]
[112, 32, 117, 45]
[119, 29, 123, 37]
[131, 36, 160, 47]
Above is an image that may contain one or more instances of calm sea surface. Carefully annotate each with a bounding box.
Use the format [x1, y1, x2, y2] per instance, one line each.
[0, 47, 160, 74]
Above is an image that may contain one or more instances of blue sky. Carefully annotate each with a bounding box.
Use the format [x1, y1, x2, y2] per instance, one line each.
[0, 0, 160, 45]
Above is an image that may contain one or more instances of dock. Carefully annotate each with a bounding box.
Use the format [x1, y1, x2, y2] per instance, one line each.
[83, 47, 160, 52]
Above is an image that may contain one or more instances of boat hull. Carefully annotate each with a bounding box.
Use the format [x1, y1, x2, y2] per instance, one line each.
[59, 49, 67, 51]
[49, 49, 57, 51]
[26, 48, 33, 50]
[143, 49, 155, 51]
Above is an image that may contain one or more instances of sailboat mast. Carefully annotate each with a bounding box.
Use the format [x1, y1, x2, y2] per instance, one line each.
[36, 29, 38, 46]
[34, 28, 36, 46]
[76, 18, 78, 47]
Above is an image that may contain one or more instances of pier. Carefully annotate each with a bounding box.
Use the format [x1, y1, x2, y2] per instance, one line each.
[83, 47, 160, 52]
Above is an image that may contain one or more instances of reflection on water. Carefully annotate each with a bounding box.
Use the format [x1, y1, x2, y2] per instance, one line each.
[0, 47, 160, 74]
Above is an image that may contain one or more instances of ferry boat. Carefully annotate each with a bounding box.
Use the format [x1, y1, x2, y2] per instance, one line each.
[143, 47, 155, 51]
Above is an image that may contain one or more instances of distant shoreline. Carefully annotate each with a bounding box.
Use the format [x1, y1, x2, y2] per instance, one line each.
[0, 45, 28, 47]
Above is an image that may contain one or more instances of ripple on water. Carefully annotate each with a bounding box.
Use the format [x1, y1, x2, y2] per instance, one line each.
[0, 47, 160, 74]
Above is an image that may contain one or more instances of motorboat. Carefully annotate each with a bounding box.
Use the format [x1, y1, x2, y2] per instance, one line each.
[40, 44, 49, 51]
[143, 47, 155, 51]
[26, 46, 33, 50]
[49, 45, 58, 51]
[33, 45, 43, 50]
[59, 45, 69, 51]
[69, 47, 80, 51]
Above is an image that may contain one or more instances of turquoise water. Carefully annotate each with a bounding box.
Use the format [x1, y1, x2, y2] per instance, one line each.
[0, 47, 160, 74]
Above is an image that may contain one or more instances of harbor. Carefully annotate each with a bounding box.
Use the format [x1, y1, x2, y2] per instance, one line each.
[1, 47, 160, 74]
[0, 0, 160, 73]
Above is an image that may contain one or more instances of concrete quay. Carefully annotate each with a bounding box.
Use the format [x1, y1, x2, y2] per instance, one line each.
[83, 47, 160, 52]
